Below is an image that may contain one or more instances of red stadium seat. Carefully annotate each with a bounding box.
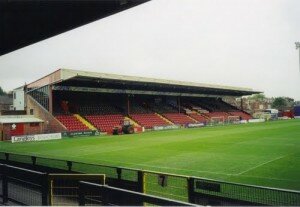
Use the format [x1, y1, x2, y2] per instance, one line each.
[188, 113, 207, 123]
[130, 113, 170, 129]
[205, 112, 230, 119]
[56, 115, 89, 132]
[229, 111, 252, 120]
[162, 113, 197, 125]
[85, 114, 124, 134]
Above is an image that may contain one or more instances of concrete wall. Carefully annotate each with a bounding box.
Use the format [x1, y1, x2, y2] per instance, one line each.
[26, 95, 67, 133]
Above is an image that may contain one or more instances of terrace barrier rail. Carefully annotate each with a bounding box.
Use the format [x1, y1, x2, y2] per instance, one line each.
[48, 174, 105, 206]
[1, 151, 300, 206]
[0, 163, 49, 205]
[0, 164, 188, 206]
[78, 181, 194, 206]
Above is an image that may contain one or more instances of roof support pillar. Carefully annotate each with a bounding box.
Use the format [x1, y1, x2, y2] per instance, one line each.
[49, 85, 53, 114]
[240, 98, 244, 111]
[178, 97, 181, 113]
[127, 95, 130, 115]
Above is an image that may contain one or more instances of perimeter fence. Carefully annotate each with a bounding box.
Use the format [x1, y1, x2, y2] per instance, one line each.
[0, 163, 48, 205]
[0, 164, 194, 206]
[1, 151, 300, 206]
[48, 174, 105, 206]
[78, 181, 194, 206]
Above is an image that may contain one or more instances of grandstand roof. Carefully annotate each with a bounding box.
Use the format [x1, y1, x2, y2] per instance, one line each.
[26, 68, 261, 97]
[0, 115, 43, 124]
[0, 0, 150, 56]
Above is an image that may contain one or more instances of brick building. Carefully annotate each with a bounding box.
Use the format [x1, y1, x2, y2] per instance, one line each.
[0, 115, 44, 141]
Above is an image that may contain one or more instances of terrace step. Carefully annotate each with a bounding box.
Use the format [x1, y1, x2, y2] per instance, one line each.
[74, 114, 97, 130]
[155, 113, 175, 125]
[187, 113, 205, 122]
[186, 114, 199, 122]
[200, 113, 211, 119]
[124, 116, 141, 127]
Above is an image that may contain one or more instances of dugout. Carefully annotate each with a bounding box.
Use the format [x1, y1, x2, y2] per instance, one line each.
[0, 115, 44, 141]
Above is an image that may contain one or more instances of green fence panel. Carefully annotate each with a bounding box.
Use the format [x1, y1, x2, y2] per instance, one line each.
[193, 178, 300, 206]
[121, 169, 138, 182]
[72, 162, 118, 179]
[36, 157, 68, 171]
[1, 151, 300, 206]
[144, 172, 188, 202]
[8, 153, 33, 164]
[0, 152, 6, 160]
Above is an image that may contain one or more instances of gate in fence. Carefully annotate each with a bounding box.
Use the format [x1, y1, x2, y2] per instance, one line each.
[49, 174, 105, 206]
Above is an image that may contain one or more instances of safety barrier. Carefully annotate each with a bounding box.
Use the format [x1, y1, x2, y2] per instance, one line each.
[78, 181, 194, 206]
[0, 164, 195, 206]
[48, 174, 105, 206]
[0, 165, 3, 201]
[0, 164, 48, 205]
[1, 151, 300, 206]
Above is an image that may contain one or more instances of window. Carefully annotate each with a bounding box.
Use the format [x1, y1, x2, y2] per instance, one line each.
[30, 109, 34, 115]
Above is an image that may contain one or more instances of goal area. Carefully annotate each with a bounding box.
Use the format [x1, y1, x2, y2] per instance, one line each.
[227, 116, 241, 124]
[210, 116, 225, 125]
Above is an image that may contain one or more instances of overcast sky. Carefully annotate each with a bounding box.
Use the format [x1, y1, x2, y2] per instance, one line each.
[0, 0, 299, 99]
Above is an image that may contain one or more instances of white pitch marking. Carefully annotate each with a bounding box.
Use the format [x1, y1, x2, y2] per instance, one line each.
[73, 157, 237, 176]
[238, 174, 296, 182]
[237, 155, 287, 175]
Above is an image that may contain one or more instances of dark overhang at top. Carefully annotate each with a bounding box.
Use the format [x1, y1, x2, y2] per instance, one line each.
[53, 76, 260, 97]
[0, 0, 150, 56]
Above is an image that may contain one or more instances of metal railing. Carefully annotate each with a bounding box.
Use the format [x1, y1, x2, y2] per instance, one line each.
[0, 164, 4, 201]
[0, 164, 48, 205]
[78, 181, 194, 206]
[1, 151, 300, 206]
[0, 164, 195, 206]
[49, 174, 105, 206]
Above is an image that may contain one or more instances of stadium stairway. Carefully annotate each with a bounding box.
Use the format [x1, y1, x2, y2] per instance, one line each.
[198, 113, 210, 119]
[84, 114, 125, 134]
[162, 113, 197, 125]
[124, 116, 141, 127]
[130, 113, 171, 129]
[55, 115, 90, 132]
[229, 111, 252, 120]
[155, 113, 175, 125]
[74, 114, 97, 130]
[186, 114, 199, 123]
[206, 112, 231, 120]
[188, 112, 207, 123]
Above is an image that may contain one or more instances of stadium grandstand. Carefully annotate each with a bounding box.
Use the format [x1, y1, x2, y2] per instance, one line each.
[8, 68, 259, 138]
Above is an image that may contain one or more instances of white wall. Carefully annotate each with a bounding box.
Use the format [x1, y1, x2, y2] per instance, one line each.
[13, 88, 25, 110]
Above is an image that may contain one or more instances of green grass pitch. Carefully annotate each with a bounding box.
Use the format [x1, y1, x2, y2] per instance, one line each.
[1, 119, 300, 191]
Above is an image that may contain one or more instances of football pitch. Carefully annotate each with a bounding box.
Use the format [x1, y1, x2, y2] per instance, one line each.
[1, 119, 300, 191]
